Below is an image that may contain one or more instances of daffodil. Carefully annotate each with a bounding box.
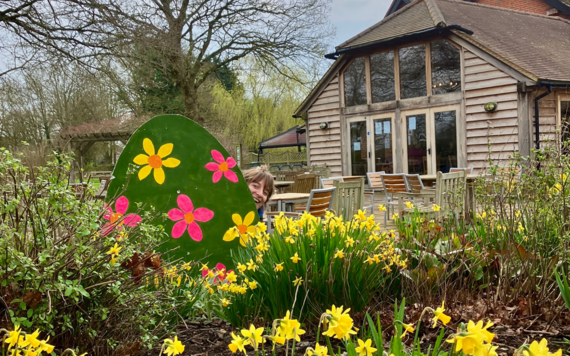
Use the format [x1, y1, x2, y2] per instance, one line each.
[355, 338, 377, 356]
[4, 325, 22, 349]
[236, 263, 247, 273]
[432, 301, 451, 327]
[354, 209, 367, 221]
[275, 311, 305, 342]
[447, 332, 483, 355]
[223, 212, 256, 246]
[293, 276, 303, 286]
[291, 252, 301, 263]
[226, 271, 237, 283]
[334, 249, 345, 259]
[378, 204, 387, 212]
[246, 259, 258, 271]
[401, 322, 415, 337]
[467, 320, 495, 344]
[106, 243, 121, 256]
[274, 262, 284, 272]
[241, 324, 265, 350]
[163, 336, 185, 356]
[322, 305, 357, 340]
[345, 237, 355, 248]
[522, 338, 562, 356]
[432, 204, 441, 212]
[405, 201, 414, 209]
[248, 281, 258, 289]
[307, 343, 329, 356]
[228, 332, 250, 353]
[20, 329, 41, 348]
[285, 236, 296, 244]
[38, 337, 55, 353]
[133, 138, 180, 184]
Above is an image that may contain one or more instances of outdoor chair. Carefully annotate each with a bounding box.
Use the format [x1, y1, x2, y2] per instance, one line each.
[404, 174, 427, 205]
[266, 187, 336, 233]
[321, 177, 343, 189]
[380, 173, 407, 226]
[365, 171, 385, 213]
[450, 167, 474, 174]
[279, 165, 291, 172]
[332, 179, 365, 221]
[400, 170, 467, 219]
[95, 176, 112, 199]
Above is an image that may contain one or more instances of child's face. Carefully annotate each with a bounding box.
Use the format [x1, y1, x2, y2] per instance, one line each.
[249, 180, 268, 210]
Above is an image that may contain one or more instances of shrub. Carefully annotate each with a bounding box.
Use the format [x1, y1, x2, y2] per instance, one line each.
[0, 149, 202, 355]
[223, 211, 406, 327]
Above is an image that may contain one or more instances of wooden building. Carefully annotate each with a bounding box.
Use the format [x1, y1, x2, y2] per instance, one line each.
[293, 0, 570, 176]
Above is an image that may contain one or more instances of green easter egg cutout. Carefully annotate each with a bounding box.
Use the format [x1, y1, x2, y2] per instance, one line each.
[105, 114, 259, 269]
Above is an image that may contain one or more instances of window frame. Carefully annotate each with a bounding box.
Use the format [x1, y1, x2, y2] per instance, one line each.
[557, 93, 570, 145]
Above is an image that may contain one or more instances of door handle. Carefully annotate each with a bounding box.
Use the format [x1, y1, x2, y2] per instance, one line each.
[428, 148, 432, 155]
[368, 152, 371, 158]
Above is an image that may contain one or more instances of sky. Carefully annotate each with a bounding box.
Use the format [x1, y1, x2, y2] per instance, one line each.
[329, 0, 394, 50]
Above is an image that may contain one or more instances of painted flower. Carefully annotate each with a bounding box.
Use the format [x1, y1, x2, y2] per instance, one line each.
[205, 150, 238, 183]
[223, 212, 256, 246]
[168, 194, 214, 241]
[103, 196, 142, 236]
[133, 138, 180, 185]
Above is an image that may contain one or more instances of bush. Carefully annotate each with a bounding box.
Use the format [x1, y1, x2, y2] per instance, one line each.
[222, 211, 406, 327]
[0, 149, 202, 355]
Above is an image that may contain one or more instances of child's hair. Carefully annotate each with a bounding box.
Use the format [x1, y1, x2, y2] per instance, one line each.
[243, 165, 275, 203]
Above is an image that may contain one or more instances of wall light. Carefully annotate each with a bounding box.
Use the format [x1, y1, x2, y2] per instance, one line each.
[484, 102, 498, 112]
[319, 122, 329, 130]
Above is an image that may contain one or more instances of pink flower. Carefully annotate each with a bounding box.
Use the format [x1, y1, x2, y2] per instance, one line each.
[205, 150, 238, 183]
[202, 263, 233, 283]
[102, 196, 142, 236]
[168, 194, 214, 241]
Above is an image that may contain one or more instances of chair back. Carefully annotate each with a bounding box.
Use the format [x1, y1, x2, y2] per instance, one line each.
[321, 177, 344, 189]
[404, 174, 425, 193]
[380, 174, 407, 194]
[434, 170, 467, 217]
[366, 172, 385, 190]
[450, 167, 474, 174]
[293, 174, 317, 194]
[332, 178, 365, 220]
[279, 165, 291, 172]
[303, 187, 336, 217]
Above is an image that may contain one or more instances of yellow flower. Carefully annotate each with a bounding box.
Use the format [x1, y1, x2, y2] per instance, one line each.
[221, 298, 231, 307]
[483, 344, 499, 356]
[236, 263, 247, 273]
[275, 311, 305, 343]
[432, 301, 451, 327]
[523, 338, 562, 356]
[256, 222, 267, 233]
[405, 201, 414, 209]
[163, 336, 185, 356]
[432, 204, 441, 212]
[334, 249, 345, 259]
[133, 138, 180, 184]
[378, 204, 387, 212]
[518, 222, 525, 233]
[4, 325, 22, 349]
[106, 242, 121, 256]
[401, 322, 415, 337]
[392, 213, 399, 220]
[355, 338, 377, 356]
[291, 253, 301, 263]
[322, 305, 357, 340]
[515, 210, 522, 218]
[274, 263, 284, 272]
[345, 237, 355, 248]
[228, 332, 250, 353]
[246, 259, 258, 271]
[285, 236, 296, 244]
[354, 209, 367, 222]
[307, 342, 329, 356]
[226, 271, 237, 283]
[447, 333, 483, 355]
[293, 276, 303, 286]
[223, 212, 257, 247]
[38, 337, 55, 353]
[467, 320, 495, 344]
[20, 329, 41, 349]
[241, 324, 265, 350]
[248, 281, 258, 289]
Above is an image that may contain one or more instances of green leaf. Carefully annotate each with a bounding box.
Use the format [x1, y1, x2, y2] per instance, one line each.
[27, 309, 33, 318]
[64, 287, 73, 297]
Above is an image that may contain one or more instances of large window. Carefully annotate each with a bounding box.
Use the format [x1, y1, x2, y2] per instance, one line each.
[562, 100, 570, 153]
[399, 44, 426, 99]
[344, 57, 367, 107]
[431, 40, 461, 95]
[370, 51, 395, 103]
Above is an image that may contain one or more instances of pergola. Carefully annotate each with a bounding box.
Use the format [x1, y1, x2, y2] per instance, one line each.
[258, 125, 306, 154]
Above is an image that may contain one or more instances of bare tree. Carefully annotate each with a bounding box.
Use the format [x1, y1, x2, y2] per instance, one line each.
[74, 0, 333, 124]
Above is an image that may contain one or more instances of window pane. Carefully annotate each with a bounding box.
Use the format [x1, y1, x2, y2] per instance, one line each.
[370, 51, 395, 103]
[344, 57, 367, 107]
[406, 114, 427, 174]
[431, 40, 461, 95]
[350, 121, 368, 175]
[374, 118, 393, 173]
[562, 101, 570, 154]
[399, 44, 426, 99]
[434, 111, 457, 173]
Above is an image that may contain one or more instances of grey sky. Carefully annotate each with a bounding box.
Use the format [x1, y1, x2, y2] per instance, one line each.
[329, 0, 393, 50]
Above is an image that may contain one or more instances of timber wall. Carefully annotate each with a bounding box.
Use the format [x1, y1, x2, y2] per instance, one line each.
[307, 74, 343, 176]
[464, 50, 520, 170]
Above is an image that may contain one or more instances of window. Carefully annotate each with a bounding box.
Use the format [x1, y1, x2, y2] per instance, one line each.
[562, 100, 570, 153]
[374, 118, 393, 173]
[370, 51, 395, 103]
[344, 57, 367, 107]
[431, 40, 461, 95]
[399, 44, 426, 99]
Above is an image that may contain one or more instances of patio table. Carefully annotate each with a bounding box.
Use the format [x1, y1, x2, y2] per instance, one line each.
[269, 193, 310, 212]
[274, 180, 294, 193]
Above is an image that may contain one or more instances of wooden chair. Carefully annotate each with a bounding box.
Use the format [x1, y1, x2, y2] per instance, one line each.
[400, 170, 467, 219]
[266, 187, 336, 232]
[380, 174, 407, 226]
[332, 179, 365, 221]
[365, 171, 385, 213]
[404, 174, 427, 205]
[95, 176, 112, 199]
[450, 167, 474, 174]
[321, 177, 344, 189]
[292, 174, 317, 193]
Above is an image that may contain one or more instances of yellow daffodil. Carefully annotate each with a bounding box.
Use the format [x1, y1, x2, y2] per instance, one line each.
[515, 210, 521, 218]
[401, 323, 415, 337]
[323, 305, 357, 340]
[345, 237, 355, 248]
[354, 209, 367, 222]
[392, 213, 399, 220]
[229, 332, 250, 353]
[291, 253, 301, 263]
[405, 201, 414, 209]
[4, 325, 22, 349]
[221, 298, 231, 307]
[274, 263, 284, 272]
[432, 204, 441, 212]
[378, 204, 387, 212]
[432, 301, 451, 327]
[307, 342, 329, 356]
[236, 263, 247, 273]
[275, 311, 305, 343]
[518, 222, 525, 233]
[334, 249, 345, 259]
[248, 281, 258, 289]
[246, 259, 258, 271]
[447, 332, 483, 355]
[20, 329, 41, 349]
[106, 243, 121, 256]
[38, 337, 55, 353]
[467, 320, 495, 344]
[293, 276, 303, 286]
[483, 344, 499, 356]
[256, 222, 267, 233]
[355, 338, 377, 356]
[133, 138, 180, 184]
[241, 324, 265, 350]
[223, 212, 256, 246]
[285, 236, 296, 244]
[523, 338, 562, 356]
[163, 336, 185, 356]
[226, 271, 237, 283]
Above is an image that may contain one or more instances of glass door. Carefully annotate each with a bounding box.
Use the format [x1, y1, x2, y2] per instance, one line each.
[373, 117, 394, 173]
[405, 113, 428, 174]
[349, 119, 369, 175]
[433, 110, 457, 173]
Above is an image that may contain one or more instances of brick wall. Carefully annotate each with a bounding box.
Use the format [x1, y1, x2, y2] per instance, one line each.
[473, 0, 557, 15]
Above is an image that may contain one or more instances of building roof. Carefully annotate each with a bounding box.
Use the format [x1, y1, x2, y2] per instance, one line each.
[335, 0, 570, 82]
[386, 0, 570, 16]
[259, 125, 306, 150]
[59, 113, 147, 142]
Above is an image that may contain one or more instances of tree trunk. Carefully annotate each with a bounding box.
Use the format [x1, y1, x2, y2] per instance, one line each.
[181, 82, 204, 125]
